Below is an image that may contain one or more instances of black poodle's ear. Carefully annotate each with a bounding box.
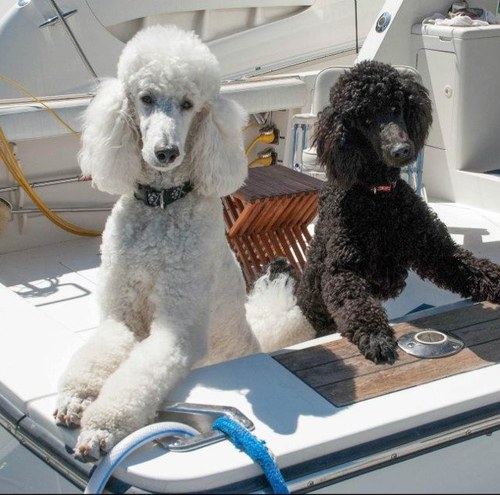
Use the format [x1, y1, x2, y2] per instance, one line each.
[400, 73, 433, 152]
[314, 106, 364, 189]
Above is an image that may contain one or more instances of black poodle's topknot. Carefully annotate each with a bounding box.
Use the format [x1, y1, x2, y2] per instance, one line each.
[329, 60, 405, 120]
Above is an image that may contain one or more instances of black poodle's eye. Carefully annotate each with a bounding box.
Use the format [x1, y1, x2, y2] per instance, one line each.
[140, 94, 154, 105]
[181, 99, 193, 111]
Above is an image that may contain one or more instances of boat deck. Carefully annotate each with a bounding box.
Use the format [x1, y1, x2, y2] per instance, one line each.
[0, 235, 102, 339]
[1, 199, 500, 493]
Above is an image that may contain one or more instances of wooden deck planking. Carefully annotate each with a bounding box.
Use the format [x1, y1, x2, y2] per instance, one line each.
[274, 301, 500, 407]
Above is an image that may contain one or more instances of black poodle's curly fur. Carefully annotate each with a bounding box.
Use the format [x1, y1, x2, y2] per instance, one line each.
[296, 60, 500, 364]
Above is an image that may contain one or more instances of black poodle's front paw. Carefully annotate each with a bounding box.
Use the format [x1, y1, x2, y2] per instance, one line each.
[357, 330, 399, 364]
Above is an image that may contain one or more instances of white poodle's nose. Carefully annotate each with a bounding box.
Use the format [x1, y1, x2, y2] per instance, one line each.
[155, 144, 180, 164]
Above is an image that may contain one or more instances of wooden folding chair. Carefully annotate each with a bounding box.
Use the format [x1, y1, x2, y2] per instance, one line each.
[222, 165, 323, 288]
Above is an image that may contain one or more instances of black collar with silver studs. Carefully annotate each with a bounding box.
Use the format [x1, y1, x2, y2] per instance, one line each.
[134, 181, 193, 209]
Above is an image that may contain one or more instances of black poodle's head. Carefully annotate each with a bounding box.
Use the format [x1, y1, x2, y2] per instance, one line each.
[314, 60, 433, 189]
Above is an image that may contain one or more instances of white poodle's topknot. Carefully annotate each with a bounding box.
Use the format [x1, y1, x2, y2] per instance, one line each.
[117, 24, 222, 102]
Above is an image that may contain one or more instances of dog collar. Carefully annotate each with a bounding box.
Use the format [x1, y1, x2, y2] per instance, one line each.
[369, 181, 397, 194]
[134, 181, 193, 208]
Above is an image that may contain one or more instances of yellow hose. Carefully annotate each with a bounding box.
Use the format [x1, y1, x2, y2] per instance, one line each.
[0, 129, 101, 237]
[245, 127, 277, 156]
[0, 75, 79, 136]
[0, 75, 101, 236]
[248, 155, 274, 169]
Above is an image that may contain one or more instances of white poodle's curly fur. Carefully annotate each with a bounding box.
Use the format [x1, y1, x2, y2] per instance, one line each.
[54, 25, 313, 462]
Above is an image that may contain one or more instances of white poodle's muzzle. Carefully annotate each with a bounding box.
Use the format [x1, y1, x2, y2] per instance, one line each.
[139, 101, 191, 171]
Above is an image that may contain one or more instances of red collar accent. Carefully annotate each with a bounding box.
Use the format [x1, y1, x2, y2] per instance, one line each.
[370, 181, 397, 194]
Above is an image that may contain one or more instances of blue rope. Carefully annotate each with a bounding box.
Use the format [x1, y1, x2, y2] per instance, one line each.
[212, 416, 290, 494]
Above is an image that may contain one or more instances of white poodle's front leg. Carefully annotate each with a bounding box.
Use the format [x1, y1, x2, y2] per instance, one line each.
[55, 319, 137, 428]
[73, 320, 203, 462]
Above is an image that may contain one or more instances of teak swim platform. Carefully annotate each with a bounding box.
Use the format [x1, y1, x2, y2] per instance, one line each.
[275, 301, 500, 407]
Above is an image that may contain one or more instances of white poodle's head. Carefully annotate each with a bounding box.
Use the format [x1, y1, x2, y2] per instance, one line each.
[79, 25, 248, 197]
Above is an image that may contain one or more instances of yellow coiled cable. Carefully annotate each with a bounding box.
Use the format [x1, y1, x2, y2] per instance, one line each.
[0, 128, 101, 237]
[0, 74, 101, 236]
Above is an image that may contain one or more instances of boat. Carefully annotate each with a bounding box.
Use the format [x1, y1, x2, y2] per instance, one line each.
[1, 0, 500, 492]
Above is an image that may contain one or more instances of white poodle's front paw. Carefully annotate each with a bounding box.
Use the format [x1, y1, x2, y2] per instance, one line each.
[73, 428, 117, 463]
[54, 393, 94, 429]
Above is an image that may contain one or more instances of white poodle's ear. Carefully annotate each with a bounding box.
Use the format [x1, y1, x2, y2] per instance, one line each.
[190, 96, 248, 197]
[78, 79, 141, 195]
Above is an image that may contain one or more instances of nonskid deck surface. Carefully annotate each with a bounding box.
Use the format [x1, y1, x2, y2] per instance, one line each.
[0, 236, 102, 338]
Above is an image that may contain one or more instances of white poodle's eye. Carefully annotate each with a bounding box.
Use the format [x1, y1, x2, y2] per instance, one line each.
[140, 94, 154, 105]
[181, 99, 193, 111]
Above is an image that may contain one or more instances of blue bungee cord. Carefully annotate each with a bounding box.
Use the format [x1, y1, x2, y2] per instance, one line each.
[85, 417, 290, 494]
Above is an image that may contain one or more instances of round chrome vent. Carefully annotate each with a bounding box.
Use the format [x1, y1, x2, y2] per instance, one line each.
[397, 329, 464, 358]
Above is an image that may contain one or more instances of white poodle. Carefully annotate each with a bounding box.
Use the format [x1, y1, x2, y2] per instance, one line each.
[54, 25, 313, 462]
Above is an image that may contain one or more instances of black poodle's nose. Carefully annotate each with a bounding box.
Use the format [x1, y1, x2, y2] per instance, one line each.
[390, 143, 411, 160]
[155, 145, 180, 164]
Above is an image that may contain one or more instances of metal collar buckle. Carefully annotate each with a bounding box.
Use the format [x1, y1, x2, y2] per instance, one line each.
[371, 181, 397, 194]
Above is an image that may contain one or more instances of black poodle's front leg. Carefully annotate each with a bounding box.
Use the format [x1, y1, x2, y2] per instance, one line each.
[321, 269, 398, 364]
[414, 242, 500, 304]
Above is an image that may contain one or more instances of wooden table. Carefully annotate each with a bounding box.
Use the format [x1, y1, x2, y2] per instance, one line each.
[222, 165, 324, 287]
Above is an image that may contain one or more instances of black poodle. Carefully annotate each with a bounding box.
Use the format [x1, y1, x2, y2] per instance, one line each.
[296, 60, 500, 364]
